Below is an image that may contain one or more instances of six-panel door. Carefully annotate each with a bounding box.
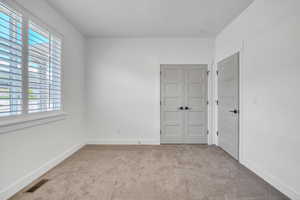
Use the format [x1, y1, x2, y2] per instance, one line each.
[160, 65, 208, 144]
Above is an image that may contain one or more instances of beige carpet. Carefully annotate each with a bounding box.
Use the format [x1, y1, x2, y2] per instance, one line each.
[10, 145, 289, 200]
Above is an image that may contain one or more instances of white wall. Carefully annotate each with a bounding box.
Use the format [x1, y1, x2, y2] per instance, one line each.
[0, 0, 86, 199]
[215, 0, 300, 199]
[86, 38, 214, 144]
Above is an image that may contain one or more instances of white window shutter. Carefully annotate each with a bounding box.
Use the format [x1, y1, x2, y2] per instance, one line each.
[49, 35, 61, 111]
[0, 2, 62, 117]
[28, 21, 62, 113]
[28, 21, 50, 113]
[0, 3, 23, 117]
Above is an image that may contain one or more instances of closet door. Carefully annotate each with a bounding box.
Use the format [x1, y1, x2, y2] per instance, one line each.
[160, 65, 185, 143]
[161, 65, 208, 144]
[184, 66, 208, 144]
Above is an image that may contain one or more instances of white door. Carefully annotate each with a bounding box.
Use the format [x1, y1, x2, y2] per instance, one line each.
[160, 65, 208, 144]
[218, 53, 239, 160]
[160, 65, 185, 142]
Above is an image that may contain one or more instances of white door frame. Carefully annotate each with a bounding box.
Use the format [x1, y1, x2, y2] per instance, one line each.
[159, 64, 211, 144]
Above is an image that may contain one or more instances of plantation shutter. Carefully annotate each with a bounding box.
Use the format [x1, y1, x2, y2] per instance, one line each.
[28, 21, 50, 113]
[0, 2, 62, 118]
[28, 21, 62, 113]
[0, 3, 23, 117]
[49, 36, 61, 111]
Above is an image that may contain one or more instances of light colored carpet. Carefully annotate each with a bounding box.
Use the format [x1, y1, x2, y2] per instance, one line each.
[10, 145, 289, 200]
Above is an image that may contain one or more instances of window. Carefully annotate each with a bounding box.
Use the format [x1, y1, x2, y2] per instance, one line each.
[28, 21, 62, 113]
[0, 2, 62, 118]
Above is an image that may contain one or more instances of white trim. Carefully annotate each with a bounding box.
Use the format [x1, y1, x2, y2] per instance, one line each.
[211, 59, 218, 145]
[242, 159, 300, 200]
[22, 14, 29, 115]
[87, 139, 160, 145]
[0, 111, 67, 134]
[59, 33, 65, 112]
[238, 41, 245, 162]
[0, 143, 84, 200]
[207, 61, 214, 145]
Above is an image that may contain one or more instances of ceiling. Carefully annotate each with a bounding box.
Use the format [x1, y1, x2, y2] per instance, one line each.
[46, 0, 254, 38]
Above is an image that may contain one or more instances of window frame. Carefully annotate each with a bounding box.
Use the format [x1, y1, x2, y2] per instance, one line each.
[0, 0, 65, 133]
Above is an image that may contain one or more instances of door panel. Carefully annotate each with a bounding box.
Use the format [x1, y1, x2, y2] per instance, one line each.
[161, 66, 184, 140]
[185, 67, 208, 142]
[218, 53, 239, 160]
[161, 65, 207, 144]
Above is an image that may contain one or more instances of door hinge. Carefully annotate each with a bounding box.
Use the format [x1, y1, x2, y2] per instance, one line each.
[216, 100, 219, 105]
[207, 130, 209, 135]
[207, 71, 210, 75]
[160, 101, 162, 106]
[160, 130, 162, 135]
[207, 101, 209, 105]
[160, 71, 162, 76]
[216, 70, 219, 76]
[216, 131, 219, 136]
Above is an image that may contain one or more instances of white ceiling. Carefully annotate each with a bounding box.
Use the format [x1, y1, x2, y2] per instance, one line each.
[46, 0, 254, 37]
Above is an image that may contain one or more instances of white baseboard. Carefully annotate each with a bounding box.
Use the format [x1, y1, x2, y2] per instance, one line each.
[0, 143, 84, 200]
[242, 159, 300, 200]
[86, 139, 160, 145]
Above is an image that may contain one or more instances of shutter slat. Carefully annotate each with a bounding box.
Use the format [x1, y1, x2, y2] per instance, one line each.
[29, 57, 48, 66]
[0, 36, 22, 48]
[0, 70, 22, 77]
[0, 49, 22, 58]
[29, 45, 49, 56]
[0, 42, 22, 53]
[30, 77, 61, 84]
[0, 23, 22, 38]
[29, 38, 49, 50]
[0, 29, 22, 42]
[0, 57, 22, 66]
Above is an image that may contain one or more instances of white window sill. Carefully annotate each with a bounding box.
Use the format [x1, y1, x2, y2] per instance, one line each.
[0, 111, 67, 134]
